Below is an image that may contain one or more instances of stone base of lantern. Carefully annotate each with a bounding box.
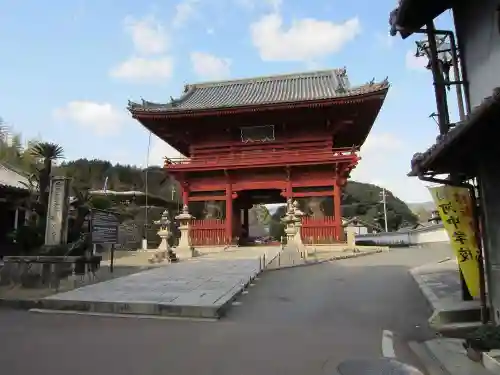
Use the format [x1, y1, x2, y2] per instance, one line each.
[174, 247, 197, 260]
[148, 249, 167, 264]
[293, 229, 308, 258]
[148, 231, 170, 264]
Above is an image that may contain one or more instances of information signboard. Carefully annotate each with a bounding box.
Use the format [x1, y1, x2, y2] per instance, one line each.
[91, 209, 119, 244]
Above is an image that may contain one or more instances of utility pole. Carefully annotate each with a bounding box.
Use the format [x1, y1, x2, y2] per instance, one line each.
[380, 188, 389, 232]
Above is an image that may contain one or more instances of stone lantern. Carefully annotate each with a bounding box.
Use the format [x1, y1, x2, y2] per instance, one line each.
[292, 200, 307, 256]
[281, 199, 298, 244]
[174, 204, 196, 260]
[149, 210, 178, 263]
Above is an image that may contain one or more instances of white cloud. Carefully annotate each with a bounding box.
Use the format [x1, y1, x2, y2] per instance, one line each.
[173, 0, 199, 28]
[350, 132, 432, 203]
[361, 133, 403, 152]
[53, 101, 125, 136]
[110, 57, 174, 83]
[405, 50, 428, 71]
[250, 13, 361, 62]
[237, 0, 282, 11]
[149, 136, 184, 167]
[190, 52, 231, 80]
[124, 15, 169, 55]
[375, 32, 394, 49]
[112, 15, 173, 83]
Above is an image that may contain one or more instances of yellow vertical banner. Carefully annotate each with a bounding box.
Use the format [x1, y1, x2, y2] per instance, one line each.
[428, 185, 480, 297]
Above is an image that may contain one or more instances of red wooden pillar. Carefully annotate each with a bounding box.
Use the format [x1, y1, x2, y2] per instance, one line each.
[286, 166, 292, 199]
[181, 183, 189, 206]
[225, 181, 233, 244]
[333, 179, 342, 241]
[242, 208, 249, 238]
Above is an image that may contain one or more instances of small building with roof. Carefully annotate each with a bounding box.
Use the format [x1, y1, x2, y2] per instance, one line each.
[0, 163, 31, 255]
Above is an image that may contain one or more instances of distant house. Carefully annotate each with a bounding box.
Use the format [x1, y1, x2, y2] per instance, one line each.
[88, 189, 179, 210]
[342, 217, 382, 235]
[428, 210, 442, 225]
[0, 163, 31, 254]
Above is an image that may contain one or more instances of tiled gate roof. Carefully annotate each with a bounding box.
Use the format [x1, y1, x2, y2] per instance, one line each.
[128, 69, 389, 113]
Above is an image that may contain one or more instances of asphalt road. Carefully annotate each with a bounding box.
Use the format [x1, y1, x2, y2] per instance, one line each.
[0, 246, 451, 375]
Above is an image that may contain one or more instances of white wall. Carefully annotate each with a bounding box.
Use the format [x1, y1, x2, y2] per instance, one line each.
[454, 0, 500, 108]
[355, 224, 449, 246]
[346, 225, 368, 235]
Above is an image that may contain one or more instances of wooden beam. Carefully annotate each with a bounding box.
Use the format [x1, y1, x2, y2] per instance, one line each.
[292, 191, 333, 197]
[188, 195, 226, 201]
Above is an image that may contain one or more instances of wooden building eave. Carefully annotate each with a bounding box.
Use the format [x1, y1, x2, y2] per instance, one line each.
[130, 88, 388, 120]
[389, 0, 455, 39]
[408, 88, 500, 177]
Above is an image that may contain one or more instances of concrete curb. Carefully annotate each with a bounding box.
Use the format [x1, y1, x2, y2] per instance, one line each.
[0, 298, 43, 311]
[409, 266, 446, 312]
[410, 339, 491, 375]
[265, 249, 384, 272]
[409, 260, 481, 330]
[29, 308, 219, 321]
[482, 350, 500, 374]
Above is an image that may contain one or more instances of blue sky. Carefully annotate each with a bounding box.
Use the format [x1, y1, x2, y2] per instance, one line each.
[0, 0, 457, 203]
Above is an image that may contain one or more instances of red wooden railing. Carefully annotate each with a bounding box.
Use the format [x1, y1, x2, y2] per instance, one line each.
[190, 219, 227, 246]
[301, 216, 342, 244]
[165, 146, 358, 171]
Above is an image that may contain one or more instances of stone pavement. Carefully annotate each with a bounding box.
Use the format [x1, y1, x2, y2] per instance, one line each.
[35, 246, 281, 319]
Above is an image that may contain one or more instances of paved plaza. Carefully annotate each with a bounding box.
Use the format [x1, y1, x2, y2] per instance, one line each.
[40, 246, 281, 318]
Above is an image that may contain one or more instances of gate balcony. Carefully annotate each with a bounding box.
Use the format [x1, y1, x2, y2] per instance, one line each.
[164, 139, 359, 171]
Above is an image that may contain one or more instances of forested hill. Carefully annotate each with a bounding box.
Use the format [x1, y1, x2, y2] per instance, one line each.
[54, 159, 181, 201]
[342, 181, 418, 230]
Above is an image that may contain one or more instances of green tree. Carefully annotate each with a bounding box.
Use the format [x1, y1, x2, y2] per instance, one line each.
[29, 142, 64, 215]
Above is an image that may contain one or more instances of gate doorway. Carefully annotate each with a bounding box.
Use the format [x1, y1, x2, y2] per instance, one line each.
[233, 189, 285, 246]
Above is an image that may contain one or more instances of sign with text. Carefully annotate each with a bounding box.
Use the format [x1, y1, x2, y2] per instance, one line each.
[91, 209, 119, 244]
[428, 185, 480, 297]
[45, 177, 71, 246]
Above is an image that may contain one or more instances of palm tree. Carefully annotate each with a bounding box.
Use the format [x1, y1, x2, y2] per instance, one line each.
[29, 142, 64, 214]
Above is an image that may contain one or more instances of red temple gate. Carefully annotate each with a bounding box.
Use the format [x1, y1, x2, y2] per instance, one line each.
[129, 69, 389, 245]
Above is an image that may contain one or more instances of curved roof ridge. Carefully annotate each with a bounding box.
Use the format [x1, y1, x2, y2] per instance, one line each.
[186, 68, 347, 89]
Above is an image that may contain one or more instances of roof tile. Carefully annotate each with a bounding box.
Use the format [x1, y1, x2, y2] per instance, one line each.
[0, 163, 30, 190]
[128, 69, 389, 113]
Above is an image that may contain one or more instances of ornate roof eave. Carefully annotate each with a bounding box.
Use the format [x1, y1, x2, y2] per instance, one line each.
[128, 84, 389, 119]
[408, 87, 500, 177]
[388, 0, 453, 39]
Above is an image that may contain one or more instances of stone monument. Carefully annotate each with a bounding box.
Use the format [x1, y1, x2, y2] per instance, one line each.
[174, 205, 197, 260]
[149, 210, 178, 263]
[45, 177, 71, 246]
